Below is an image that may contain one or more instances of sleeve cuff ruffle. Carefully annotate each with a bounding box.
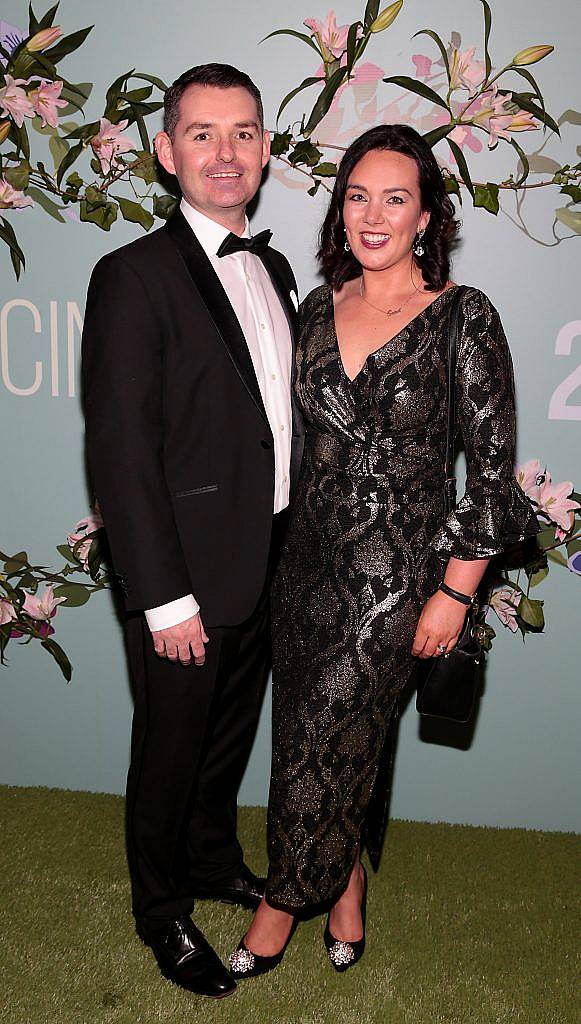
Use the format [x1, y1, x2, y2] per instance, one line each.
[428, 477, 540, 561]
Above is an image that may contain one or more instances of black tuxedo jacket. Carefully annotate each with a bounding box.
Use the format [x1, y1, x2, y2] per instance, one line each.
[81, 210, 305, 627]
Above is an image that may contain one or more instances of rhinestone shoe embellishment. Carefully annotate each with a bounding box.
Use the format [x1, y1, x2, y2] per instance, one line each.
[229, 947, 255, 973]
[328, 940, 355, 966]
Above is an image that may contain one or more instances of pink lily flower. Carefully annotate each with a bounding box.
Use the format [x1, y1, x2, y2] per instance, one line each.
[0, 177, 33, 209]
[489, 587, 520, 632]
[449, 46, 486, 94]
[22, 585, 65, 621]
[465, 85, 539, 149]
[304, 11, 353, 61]
[28, 78, 67, 129]
[430, 104, 483, 155]
[0, 598, 17, 625]
[515, 458, 543, 498]
[537, 478, 580, 531]
[90, 118, 136, 174]
[0, 74, 35, 127]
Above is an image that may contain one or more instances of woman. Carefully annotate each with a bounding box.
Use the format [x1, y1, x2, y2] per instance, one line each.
[229, 124, 539, 977]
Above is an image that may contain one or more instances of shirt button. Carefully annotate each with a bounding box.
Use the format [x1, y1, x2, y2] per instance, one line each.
[260, 322, 266, 331]
[280, 425, 285, 431]
[271, 373, 277, 380]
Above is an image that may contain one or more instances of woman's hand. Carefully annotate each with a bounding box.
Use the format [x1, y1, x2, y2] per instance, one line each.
[412, 589, 468, 659]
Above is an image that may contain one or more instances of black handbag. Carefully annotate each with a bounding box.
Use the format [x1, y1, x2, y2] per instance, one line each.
[415, 285, 484, 724]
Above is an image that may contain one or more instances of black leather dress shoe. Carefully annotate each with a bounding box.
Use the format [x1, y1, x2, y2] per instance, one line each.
[191, 864, 266, 910]
[137, 915, 236, 998]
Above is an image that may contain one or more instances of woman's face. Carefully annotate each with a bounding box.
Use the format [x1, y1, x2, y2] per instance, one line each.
[342, 148, 430, 273]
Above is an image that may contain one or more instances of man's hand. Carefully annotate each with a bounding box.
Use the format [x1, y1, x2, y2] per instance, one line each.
[152, 613, 209, 667]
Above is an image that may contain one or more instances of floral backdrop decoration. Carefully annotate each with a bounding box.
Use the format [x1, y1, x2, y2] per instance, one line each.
[1, 2, 579, 677]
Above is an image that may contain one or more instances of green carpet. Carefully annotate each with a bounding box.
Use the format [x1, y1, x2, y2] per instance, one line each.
[0, 787, 578, 1024]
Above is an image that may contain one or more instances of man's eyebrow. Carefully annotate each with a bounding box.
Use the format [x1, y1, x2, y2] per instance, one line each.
[183, 121, 260, 132]
[346, 183, 413, 196]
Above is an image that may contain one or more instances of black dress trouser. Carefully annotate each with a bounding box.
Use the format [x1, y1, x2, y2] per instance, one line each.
[124, 516, 285, 921]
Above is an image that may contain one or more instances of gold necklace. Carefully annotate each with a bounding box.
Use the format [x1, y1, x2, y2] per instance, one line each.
[359, 277, 419, 318]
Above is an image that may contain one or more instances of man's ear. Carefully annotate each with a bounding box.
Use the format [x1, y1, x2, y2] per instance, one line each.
[261, 129, 271, 169]
[155, 132, 176, 177]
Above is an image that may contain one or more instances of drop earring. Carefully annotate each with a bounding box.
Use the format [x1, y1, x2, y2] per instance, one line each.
[413, 229, 425, 257]
[344, 229, 350, 253]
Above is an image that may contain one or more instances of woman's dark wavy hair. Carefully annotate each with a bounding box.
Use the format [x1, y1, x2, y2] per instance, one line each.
[318, 124, 459, 291]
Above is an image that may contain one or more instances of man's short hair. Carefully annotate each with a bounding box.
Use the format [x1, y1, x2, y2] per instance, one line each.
[163, 63, 264, 139]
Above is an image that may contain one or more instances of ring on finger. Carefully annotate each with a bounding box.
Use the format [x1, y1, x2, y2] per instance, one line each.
[437, 643, 447, 654]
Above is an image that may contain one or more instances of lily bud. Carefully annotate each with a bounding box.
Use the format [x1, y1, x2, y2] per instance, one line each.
[0, 120, 11, 144]
[27, 26, 62, 52]
[370, 1, 403, 34]
[511, 45, 553, 67]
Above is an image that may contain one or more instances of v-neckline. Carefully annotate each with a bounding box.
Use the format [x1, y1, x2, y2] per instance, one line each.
[330, 282, 459, 384]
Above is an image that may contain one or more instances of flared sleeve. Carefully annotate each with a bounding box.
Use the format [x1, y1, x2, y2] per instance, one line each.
[429, 287, 540, 561]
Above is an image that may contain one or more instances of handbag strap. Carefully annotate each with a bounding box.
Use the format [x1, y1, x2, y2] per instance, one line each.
[444, 285, 467, 516]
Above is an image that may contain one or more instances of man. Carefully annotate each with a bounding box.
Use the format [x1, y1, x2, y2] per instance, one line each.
[81, 63, 303, 999]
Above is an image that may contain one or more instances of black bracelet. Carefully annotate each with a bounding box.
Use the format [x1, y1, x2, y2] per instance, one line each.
[438, 582, 474, 607]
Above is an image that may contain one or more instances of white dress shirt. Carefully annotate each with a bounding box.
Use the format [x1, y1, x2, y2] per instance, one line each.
[145, 199, 293, 632]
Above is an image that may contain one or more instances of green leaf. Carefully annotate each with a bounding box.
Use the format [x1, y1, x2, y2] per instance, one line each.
[312, 162, 337, 177]
[128, 151, 159, 184]
[528, 566, 549, 588]
[56, 140, 85, 187]
[270, 130, 293, 157]
[518, 596, 545, 630]
[289, 141, 323, 168]
[28, 3, 41, 35]
[49, 133, 69, 170]
[63, 120, 100, 141]
[43, 26, 93, 64]
[261, 28, 322, 57]
[555, 207, 581, 234]
[105, 71, 133, 111]
[4, 160, 30, 191]
[547, 547, 568, 566]
[422, 123, 455, 147]
[276, 76, 322, 126]
[59, 82, 93, 116]
[80, 197, 118, 231]
[134, 113, 150, 152]
[510, 137, 530, 187]
[41, 637, 72, 682]
[0, 217, 25, 280]
[25, 186, 66, 222]
[560, 184, 581, 204]
[444, 174, 461, 199]
[364, 0, 380, 27]
[66, 171, 83, 190]
[304, 66, 346, 136]
[447, 139, 474, 197]
[3, 551, 29, 573]
[479, 0, 492, 82]
[510, 91, 560, 136]
[307, 181, 321, 197]
[14, 124, 31, 161]
[382, 75, 450, 111]
[38, 2, 60, 30]
[120, 86, 153, 103]
[152, 193, 177, 219]
[133, 72, 169, 92]
[56, 544, 75, 561]
[474, 182, 500, 214]
[346, 22, 362, 76]
[118, 196, 154, 231]
[52, 583, 91, 607]
[413, 29, 451, 82]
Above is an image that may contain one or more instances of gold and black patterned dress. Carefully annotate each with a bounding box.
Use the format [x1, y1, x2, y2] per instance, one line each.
[265, 283, 539, 910]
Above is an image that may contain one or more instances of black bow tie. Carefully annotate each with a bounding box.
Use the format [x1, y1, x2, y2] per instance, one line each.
[217, 229, 272, 259]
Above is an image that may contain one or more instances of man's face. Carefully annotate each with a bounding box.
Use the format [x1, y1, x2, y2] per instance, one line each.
[155, 84, 270, 228]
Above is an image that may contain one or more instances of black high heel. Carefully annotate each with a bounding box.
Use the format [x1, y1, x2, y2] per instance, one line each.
[229, 918, 298, 980]
[323, 865, 367, 972]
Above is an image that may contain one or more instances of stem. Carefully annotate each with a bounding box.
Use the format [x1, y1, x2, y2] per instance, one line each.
[276, 155, 333, 193]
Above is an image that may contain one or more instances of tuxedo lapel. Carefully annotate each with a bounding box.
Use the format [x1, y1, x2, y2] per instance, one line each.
[166, 211, 268, 424]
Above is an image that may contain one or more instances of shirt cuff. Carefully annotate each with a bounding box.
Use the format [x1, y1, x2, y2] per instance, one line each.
[145, 594, 200, 632]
